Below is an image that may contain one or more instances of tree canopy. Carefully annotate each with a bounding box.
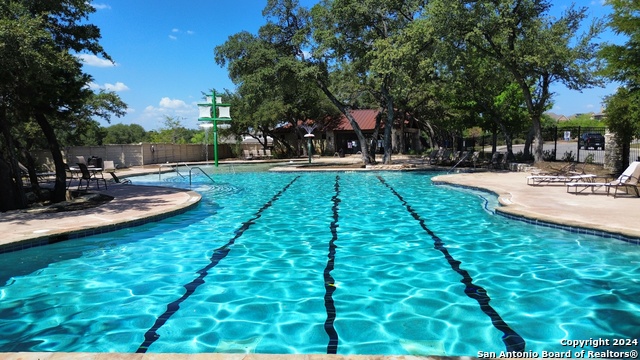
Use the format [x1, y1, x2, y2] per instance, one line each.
[428, 0, 603, 161]
[214, 0, 605, 164]
[0, 0, 126, 210]
[600, 0, 640, 173]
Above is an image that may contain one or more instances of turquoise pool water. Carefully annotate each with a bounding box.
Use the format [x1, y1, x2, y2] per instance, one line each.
[0, 168, 639, 356]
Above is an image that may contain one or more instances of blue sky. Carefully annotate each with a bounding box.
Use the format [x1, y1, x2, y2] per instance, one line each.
[81, 0, 620, 131]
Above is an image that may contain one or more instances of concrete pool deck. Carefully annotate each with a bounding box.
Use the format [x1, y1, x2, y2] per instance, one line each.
[1, 158, 638, 359]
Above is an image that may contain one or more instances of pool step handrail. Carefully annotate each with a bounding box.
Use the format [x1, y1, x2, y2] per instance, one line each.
[159, 163, 186, 180]
[189, 167, 215, 185]
[448, 151, 471, 174]
[158, 163, 216, 184]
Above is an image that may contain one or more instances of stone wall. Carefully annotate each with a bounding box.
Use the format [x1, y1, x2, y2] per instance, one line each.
[604, 133, 618, 172]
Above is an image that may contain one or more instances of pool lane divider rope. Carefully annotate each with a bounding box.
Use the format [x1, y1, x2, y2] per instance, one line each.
[136, 176, 301, 353]
[323, 175, 340, 354]
[376, 176, 526, 353]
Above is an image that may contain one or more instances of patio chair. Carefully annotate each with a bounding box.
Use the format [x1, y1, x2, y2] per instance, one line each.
[488, 152, 504, 170]
[76, 163, 107, 190]
[566, 161, 640, 197]
[18, 162, 55, 183]
[421, 149, 439, 165]
[457, 151, 472, 167]
[64, 163, 76, 189]
[469, 151, 481, 168]
[103, 160, 131, 184]
[243, 150, 253, 160]
[436, 149, 452, 165]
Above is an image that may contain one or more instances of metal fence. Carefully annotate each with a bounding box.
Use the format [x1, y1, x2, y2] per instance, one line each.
[461, 126, 640, 165]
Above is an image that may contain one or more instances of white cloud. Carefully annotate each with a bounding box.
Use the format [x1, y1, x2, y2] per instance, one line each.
[159, 97, 188, 109]
[104, 82, 130, 92]
[76, 54, 116, 67]
[137, 97, 199, 130]
[168, 28, 194, 40]
[92, 3, 111, 10]
[88, 81, 129, 92]
[586, 104, 595, 109]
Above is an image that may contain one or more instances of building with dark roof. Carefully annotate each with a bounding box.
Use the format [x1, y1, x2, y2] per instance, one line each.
[310, 109, 422, 156]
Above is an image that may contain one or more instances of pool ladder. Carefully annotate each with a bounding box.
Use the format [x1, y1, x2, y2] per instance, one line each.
[158, 163, 216, 185]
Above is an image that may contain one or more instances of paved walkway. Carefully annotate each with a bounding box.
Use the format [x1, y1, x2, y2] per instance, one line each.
[1, 158, 638, 360]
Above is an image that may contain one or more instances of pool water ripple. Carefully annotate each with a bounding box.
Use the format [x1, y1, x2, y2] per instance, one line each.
[0, 169, 639, 355]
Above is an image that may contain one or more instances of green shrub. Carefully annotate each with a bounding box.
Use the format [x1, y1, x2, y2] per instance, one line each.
[542, 149, 556, 161]
[585, 153, 594, 164]
[560, 150, 575, 162]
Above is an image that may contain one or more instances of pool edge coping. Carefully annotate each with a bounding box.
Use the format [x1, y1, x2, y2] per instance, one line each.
[432, 180, 640, 245]
[0, 188, 202, 254]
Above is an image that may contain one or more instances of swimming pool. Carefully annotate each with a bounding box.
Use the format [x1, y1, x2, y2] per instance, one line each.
[1, 169, 638, 356]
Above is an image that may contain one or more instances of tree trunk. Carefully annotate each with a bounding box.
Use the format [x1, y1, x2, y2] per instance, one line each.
[0, 107, 27, 210]
[316, 79, 371, 164]
[491, 122, 498, 154]
[515, 73, 550, 162]
[35, 112, 67, 203]
[0, 158, 22, 212]
[381, 83, 394, 164]
[367, 112, 383, 164]
[531, 114, 544, 162]
[20, 150, 44, 199]
[398, 111, 406, 154]
[493, 117, 514, 160]
[618, 138, 631, 176]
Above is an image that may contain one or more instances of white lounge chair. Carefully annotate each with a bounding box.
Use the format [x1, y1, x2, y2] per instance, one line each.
[566, 161, 640, 197]
[103, 160, 131, 184]
[527, 173, 597, 186]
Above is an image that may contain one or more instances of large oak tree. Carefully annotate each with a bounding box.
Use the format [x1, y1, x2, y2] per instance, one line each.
[429, 0, 603, 162]
[0, 1, 125, 210]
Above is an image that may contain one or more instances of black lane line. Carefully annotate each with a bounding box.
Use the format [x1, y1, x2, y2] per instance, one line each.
[376, 176, 526, 353]
[136, 176, 300, 353]
[323, 175, 340, 354]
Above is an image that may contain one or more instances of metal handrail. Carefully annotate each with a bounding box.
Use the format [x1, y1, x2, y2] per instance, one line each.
[158, 163, 216, 185]
[158, 163, 187, 180]
[448, 152, 472, 173]
[158, 164, 184, 180]
[189, 167, 215, 185]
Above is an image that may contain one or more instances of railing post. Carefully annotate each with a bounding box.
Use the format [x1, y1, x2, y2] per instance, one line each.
[553, 126, 558, 161]
[577, 126, 581, 163]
